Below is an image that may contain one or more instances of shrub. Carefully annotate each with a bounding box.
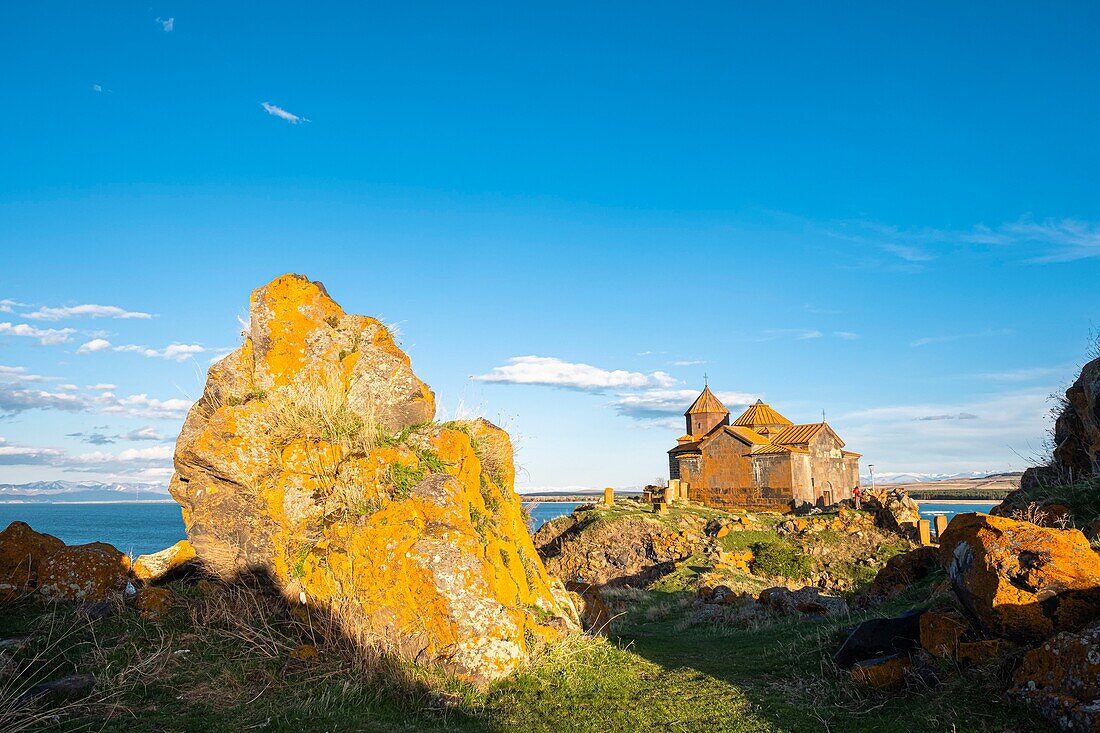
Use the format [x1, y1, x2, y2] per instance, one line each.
[750, 540, 812, 580]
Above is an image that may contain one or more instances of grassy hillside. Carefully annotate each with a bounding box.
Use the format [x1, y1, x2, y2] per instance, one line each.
[1, 503, 1054, 732]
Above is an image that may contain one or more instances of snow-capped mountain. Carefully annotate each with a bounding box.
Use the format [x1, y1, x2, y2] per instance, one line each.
[860, 471, 1017, 485]
[0, 481, 171, 503]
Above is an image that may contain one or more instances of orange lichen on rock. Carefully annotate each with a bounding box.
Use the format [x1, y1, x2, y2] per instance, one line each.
[133, 540, 196, 583]
[37, 542, 131, 602]
[849, 654, 911, 689]
[938, 513, 1100, 642]
[1011, 621, 1100, 732]
[0, 521, 65, 600]
[169, 274, 577, 683]
[919, 610, 968, 659]
[135, 586, 174, 619]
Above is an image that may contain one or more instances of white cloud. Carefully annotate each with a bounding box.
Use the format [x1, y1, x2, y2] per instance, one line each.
[88, 383, 116, 391]
[827, 216, 1100, 265]
[0, 299, 28, 313]
[80, 340, 206, 362]
[977, 366, 1069, 382]
[759, 329, 823, 341]
[833, 331, 860, 340]
[77, 338, 113, 353]
[0, 322, 75, 345]
[0, 365, 49, 383]
[94, 392, 190, 420]
[119, 426, 167, 442]
[0, 437, 173, 479]
[611, 388, 759, 424]
[57, 384, 79, 391]
[25, 304, 153, 321]
[839, 388, 1053, 473]
[157, 17, 174, 32]
[473, 355, 677, 391]
[0, 387, 86, 414]
[910, 328, 1011, 348]
[671, 359, 708, 367]
[261, 101, 308, 125]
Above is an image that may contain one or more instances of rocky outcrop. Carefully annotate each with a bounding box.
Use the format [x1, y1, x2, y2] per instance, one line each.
[1021, 356, 1100, 490]
[863, 489, 922, 532]
[939, 513, 1100, 642]
[534, 513, 699, 587]
[168, 274, 576, 683]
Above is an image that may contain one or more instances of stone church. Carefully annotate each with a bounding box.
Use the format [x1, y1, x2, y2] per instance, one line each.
[668, 386, 861, 511]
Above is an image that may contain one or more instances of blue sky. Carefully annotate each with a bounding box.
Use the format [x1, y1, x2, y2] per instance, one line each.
[1, 3, 1098, 489]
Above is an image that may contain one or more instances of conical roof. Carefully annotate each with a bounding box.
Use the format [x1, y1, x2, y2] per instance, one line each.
[684, 385, 729, 416]
[732, 399, 793, 428]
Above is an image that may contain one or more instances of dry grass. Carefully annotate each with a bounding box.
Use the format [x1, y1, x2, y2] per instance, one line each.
[266, 374, 382, 457]
[0, 599, 173, 733]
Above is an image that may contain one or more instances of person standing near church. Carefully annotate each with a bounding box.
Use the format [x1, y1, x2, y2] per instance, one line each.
[852, 484, 862, 510]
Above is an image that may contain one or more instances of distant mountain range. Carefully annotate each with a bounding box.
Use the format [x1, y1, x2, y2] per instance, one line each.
[0, 481, 172, 504]
[863, 471, 1022, 485]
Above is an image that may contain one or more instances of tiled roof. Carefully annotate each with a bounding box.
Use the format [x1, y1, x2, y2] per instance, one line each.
[842, 450, 862, 458]
[668, 440, 703, 455]
[732, 400, 793, 428]
[724, 426, 771, 445]
[752, 443, 808, 455]
[770, 423, 826, 446]
[685, 386, 729, 416]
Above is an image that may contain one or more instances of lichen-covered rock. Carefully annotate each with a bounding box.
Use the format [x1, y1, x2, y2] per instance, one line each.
[864, 489, 922, 531]
[134, 586, 174, 619]
[133, 540, 196, 583]
[757, 586, 848, 617]
[865, 546, 939, 600]
[37, 542, 130, 602]
[0, 521, 65, 600]
[1011, 620, 1100, 733]
[939, 513, 1100, 642]
[169, 274, 575, 682]
[534, 514, 698, 587]
[849, 654, 911, 690]
[918, 610, 968, 658]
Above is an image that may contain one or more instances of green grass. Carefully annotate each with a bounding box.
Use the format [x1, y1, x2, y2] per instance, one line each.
[0, 576, 1053, 733]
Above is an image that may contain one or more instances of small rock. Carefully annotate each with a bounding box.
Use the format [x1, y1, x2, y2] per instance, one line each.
[135, 586, 174, 619]
[132, 540, 196, 584]
[850, 654, 911, 689]
[918, 610, 968, 658]
[289, 644, 319, 661]
[834, 610, 922, 669]
[19, 674, 96, 705]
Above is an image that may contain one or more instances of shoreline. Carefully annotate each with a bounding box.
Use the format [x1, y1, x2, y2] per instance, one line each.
[0, 500, 176, 506]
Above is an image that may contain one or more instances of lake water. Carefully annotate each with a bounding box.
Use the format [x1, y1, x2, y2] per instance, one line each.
[0, 500, 999, 556]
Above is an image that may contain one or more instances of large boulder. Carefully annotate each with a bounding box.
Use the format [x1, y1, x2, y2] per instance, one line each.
[0, 521, 65, 600]
[939, 513, 1100, 642]
[169, 274, 576, 683]
[37, 542, 131, 602]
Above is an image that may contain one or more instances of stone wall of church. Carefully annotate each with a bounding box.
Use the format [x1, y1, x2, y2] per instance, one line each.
[806, 431, 858, 505]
